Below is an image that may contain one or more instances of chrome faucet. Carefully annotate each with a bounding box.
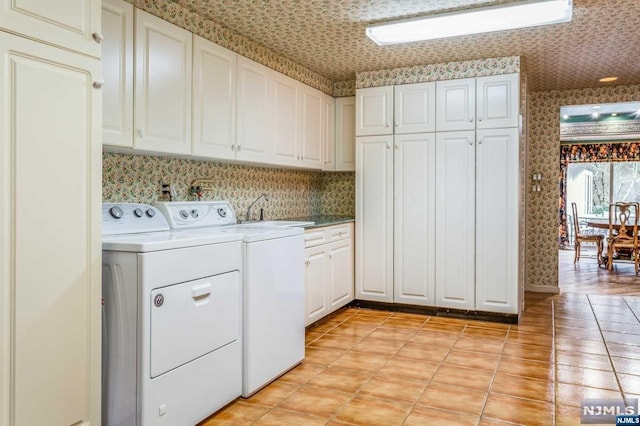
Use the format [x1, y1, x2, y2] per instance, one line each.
[245, 193, 269, 222]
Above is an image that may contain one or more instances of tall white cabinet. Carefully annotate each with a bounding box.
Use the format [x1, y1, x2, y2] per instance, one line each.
[0, 24, 101, 426]
[356, 73, 520, 315]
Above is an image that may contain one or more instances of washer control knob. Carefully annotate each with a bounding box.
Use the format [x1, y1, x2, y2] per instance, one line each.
[190, 209, 199, 218]
[146, 208, 156, 218]
[179, 209, 190, 219]
[133, 208, 144, 217]
[109, 206, 124, 219]
[217, 207, 227, 217]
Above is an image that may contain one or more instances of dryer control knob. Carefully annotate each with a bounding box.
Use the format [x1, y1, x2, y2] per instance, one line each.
[146, 209, 156, 218]
[109, 206, 124, 219]
[190, 209, 199, 218]
[179, 209, 189, 219]
[133, 208, 144, 217]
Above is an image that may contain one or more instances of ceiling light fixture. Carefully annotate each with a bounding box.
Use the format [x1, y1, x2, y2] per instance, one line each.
[592, 112, 600, 119]
[611, 113, 618, 116]
[365, 0, 573, 45]
[598, 76, 619, 83]
[562, 114, 569, 120]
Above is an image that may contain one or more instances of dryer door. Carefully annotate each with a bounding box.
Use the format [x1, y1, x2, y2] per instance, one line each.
[149, 271, 240, 378]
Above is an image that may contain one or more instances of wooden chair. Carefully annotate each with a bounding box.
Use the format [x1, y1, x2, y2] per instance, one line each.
[571, 202, 604, 264]
[607, 202, 639, 274]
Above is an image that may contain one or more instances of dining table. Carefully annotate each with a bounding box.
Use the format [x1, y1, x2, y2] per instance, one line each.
[584, 217, 637, 268]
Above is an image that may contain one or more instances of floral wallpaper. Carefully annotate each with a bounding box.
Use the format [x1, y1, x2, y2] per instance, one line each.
[526, 84, 640, 291]
[355, 56, 519, 88]
[103, 153, 354, 219]
[334, 80, 356, 97]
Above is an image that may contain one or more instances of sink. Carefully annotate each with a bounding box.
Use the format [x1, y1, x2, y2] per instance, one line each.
[236, 220, 315, 228]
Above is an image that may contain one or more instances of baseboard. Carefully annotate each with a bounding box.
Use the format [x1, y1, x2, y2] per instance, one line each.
[526, 285, 560, 294]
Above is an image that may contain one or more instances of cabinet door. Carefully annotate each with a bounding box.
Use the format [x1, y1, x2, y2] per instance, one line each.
[102, 0, 134, 147]
[476, 73, 520, 129]
[192, 36, 237, 159]
[300, 85, 324, 169]
[335, 96, 356, 172]
[271, 72, 300, 167]
[435, 131, 475, 310]
[0, 0, 101, 58]
[328, 233, 354, 312]
[394, 82, 436, 134]
[355, 135, 394, 302]
[323, 94, 336, 171]
[0, 32, 101, 426]
[436, 78, 475, 132]
[236, 56, 271, 163]
[305, 246, 329, 326]
[394, 133, 436, 306]
[475, 128, 519, 314]
[134, 9, 192, 155]
[355, 86, 393, 136]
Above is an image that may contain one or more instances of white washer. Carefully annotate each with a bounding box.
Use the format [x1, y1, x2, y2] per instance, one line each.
[101, 203, 244, 426]
[155, 201, 306, 397]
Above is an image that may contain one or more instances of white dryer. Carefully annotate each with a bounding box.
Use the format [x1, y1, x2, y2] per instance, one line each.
[155, 201, 306, 397]
[101, 203, 244, 426]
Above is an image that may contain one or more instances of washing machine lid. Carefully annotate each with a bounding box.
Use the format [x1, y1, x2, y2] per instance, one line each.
[102, 229, 244, 252]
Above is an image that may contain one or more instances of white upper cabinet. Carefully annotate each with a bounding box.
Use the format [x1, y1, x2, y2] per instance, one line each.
[192, 35, 237, 159]
[236, 56, 271, 163]
[102, 0, 133, 148]
[435, 131, 476, 310]
[271, 72, 300, 167]
[300, 85, 324, 169]
[476, 73, 520, 129]
[335, 96, 356, 171]
[436, 78, 476, 132]
[322, 94, 336, 171]
[134, 9, 192, 155]
[475, 128, 519, 313]
[0, 0, 101, 58]
[356, 86, 393, 136]
[394, 82, 436, 134]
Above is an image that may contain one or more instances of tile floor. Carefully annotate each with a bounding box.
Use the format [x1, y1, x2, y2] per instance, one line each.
[201, 292, 640, 425]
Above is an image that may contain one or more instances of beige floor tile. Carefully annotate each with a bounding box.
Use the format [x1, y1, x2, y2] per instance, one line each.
[428, 316, 469, 326]
[336, 395, 412, 426]
[607, 342, 640, 359]
[557, 365, 620, 391]
[611, 356, 640, 375]
[391, 311, 431, 320]
[482, 393, 554, 426]
[502, 342, 553, 362]
[377, 356, 440, 381]
[306, 366, 372, 393]
[598, 321, 640, 335]
[430, 364, 495, 391]
[358, 374, 427, 403]
[332, 350, 391, 372]
[278, 385, 352, 418]
[199, 400, 270, 425]
[409, 330, 460, 347]
[462, 326, 508, 340]
[380, 316, 428, 329]
[509, 323, 552, 335]
[422, 321, 467, 334]
[453, 335, 505, 354]
[352, 308, 393, 318]
[554, 325, 605, 341]
[326, 323, 376, 338]
[308, 321, 342, 334]
[352, 336, 405, 355]
[444, 349, 500, 371]
[304, 347, 345, 367]
[418, 382, 487, 416]
[506, 330, 553, 347]
[395, 342, 450, 363]
[478, 419, 519, 426]
[618, 373, 640, 394]
[243, 381, 299, 407]
[555, 404, 582, 426]
[556, 350, 613, 371]
[366, 327, 415, 342]
[278, 363, 325, 384]
[403, 405, 479, 426]
[603, 331, 640, 346]
[556, 382, 623, 408]
[498, 356, 553, 381]
[308, 334, 362, 351]
[345, 315, 386, 326]
[305, 331, 324, 345]
[252, 408, 329, 426]
[490, 372, 554, 402]
[467, 320, 510, 330]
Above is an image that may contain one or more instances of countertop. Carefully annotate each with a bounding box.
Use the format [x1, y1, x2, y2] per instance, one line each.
[284, 215, 354, 229]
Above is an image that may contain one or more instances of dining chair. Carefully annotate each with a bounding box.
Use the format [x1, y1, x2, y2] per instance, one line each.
[607, 202, 639, 274]
[571, 202, 604, 264]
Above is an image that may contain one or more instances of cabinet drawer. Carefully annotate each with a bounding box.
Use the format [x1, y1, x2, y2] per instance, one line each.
[304, 229, 327, 248]
[328, 224, 352, 242]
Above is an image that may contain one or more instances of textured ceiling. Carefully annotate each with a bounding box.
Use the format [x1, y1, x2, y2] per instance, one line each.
[175, 0, 640, 92]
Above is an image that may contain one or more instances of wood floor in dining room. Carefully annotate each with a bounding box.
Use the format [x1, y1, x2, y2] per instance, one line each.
[199, 253, 640, 425]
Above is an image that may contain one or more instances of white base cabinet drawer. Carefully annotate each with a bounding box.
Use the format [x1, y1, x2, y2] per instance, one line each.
[304, 223, 354, 326]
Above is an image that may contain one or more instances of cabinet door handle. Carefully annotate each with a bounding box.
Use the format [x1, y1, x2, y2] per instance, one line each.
[478, 138, 483, 144]
[385, 121, 390, 128]
[92, 80, 104, 89]
[231, 144, 235, 151]
[469, 117, 473, 123]
[92, 32, 103, 43]
[394, 143, 399, 150]
[137, 129, 143, 138]
[237, 145, 241, 151]
[478, 116, 483, 122]
[329, 253, 333, 259]
[386, 143, 390, 150]
[467, 139, 473, 146]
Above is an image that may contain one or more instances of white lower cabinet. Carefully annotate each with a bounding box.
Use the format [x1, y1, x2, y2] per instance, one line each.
[305, 224, 354, 326]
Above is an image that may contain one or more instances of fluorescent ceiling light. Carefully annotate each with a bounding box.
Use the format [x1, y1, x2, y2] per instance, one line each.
[366, 0, 573, 45]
